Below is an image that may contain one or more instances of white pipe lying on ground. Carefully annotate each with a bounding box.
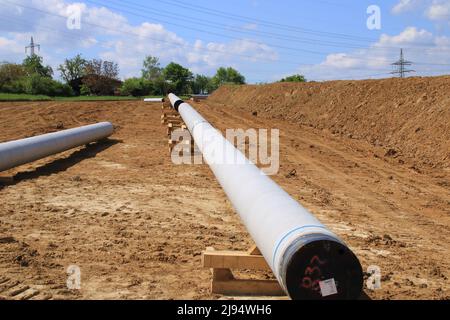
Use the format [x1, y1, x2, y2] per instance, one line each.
[0, 122, 114, 172]
[168, 93, 363, 300]
[144, 98, 164, 102]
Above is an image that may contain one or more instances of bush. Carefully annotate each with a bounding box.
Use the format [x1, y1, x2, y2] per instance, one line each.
[120, 78, 153, 96]
[80, 84, 91, 96]
[0, 63, 26, 90]
[280, 74, 306, 83]
[1, 78, 27, 94]
[53, 82, 74, 97]
[24, 75, 73, 97]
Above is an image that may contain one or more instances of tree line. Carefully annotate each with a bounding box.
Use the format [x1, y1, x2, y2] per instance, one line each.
[0, 54, 306, 97]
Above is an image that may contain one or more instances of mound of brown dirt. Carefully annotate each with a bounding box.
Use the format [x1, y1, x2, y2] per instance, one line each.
[209, 77, 450, 169]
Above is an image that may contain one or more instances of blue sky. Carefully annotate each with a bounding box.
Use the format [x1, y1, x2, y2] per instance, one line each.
[1, 0, 450, 83]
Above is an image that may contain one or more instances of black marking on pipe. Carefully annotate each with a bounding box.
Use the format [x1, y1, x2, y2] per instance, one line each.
[173, 100, 184, 112]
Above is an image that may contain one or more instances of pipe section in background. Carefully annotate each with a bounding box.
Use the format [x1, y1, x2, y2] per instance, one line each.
[168, 93, 363, 300]
[0, 122, 114, 172]
[144, 98, 164, 102]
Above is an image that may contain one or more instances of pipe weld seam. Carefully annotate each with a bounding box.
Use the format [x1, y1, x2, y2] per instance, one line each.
[173, 100, 184, 112]
[271, 225, 328, 269]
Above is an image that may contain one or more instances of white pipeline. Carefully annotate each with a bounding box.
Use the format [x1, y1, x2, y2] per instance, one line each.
[168, 93, 363, 300]
[0, 122, 114, 172]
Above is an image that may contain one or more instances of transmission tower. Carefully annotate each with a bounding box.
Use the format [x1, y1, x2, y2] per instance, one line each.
[391, 48, 415, 78]
[25, 37, 40, 56]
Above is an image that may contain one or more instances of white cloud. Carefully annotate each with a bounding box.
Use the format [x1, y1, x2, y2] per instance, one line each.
[320, 53, 360, 69]
[426, 0, 450, 21]
[0, 0, 278, 79]
[392, 0, 450, 24]
[375, 27, 434, 46]
[0, 36, 25, 61]
[392, 0, 423, 14]
[99, 23, 277, 77]
[298, 27, 450, 81]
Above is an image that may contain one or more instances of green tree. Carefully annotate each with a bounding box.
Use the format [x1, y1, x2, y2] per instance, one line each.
[142, 56, 162, 81]
[162, 62, 193, 95]
[22, 55, 53, 78]
[58, 54, 87, 82]
[58, 54, 87, 95]
[153, 75, 173, 96]
[280, 74, 306, 82]
[191, 74, 213, 94]
[120, 78, 153, 96]
[212, 67, 245, 88]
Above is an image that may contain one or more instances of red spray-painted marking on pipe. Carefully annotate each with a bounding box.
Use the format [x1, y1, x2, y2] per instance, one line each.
[301, 255, 327, 292]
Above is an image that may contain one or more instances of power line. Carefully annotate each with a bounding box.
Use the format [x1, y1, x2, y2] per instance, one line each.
[84, 0, 367, 55]
[2, 1, 450, 81]
[0, 13, 399, 81]
[5, 0, 450, 69]
[86, 0, 438, 53]
[0, 1, 297, 65]
[105, 0, 376, 43]
[151, 0, 377, 41]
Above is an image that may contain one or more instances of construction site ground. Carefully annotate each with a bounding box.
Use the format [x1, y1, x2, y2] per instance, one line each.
[0, 78, 449, 300]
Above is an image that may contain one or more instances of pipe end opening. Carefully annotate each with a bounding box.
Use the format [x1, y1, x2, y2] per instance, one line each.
[283, 238, 363, 300]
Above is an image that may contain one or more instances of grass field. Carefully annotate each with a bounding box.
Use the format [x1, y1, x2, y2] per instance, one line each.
[0, 93, 53, 101]
[54, 96, 143, 101]
[0, 93, 166, 102]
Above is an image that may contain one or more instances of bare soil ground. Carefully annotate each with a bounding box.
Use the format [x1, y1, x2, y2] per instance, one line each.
[0, 81, 449, 300]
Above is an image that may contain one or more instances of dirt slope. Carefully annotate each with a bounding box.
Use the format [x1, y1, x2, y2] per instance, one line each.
[0, 92, 449, 300]
[209, 77, 450, 171]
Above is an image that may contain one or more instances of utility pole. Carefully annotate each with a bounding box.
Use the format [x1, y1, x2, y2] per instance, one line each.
[25, 37, 40, 56]
[391, 48, 415, 78]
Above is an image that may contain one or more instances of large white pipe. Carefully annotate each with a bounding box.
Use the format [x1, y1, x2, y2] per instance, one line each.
[0, 122, 114, 172]
[168, 93, 363, 300]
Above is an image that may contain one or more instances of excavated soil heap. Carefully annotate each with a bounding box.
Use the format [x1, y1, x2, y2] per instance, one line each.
[209, 76, 450, 169]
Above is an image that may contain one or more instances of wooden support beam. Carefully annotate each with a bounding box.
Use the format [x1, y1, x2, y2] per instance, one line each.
[167, 123, 187, 129]
[211, 269, 284, 297]
[161, 114, 180, 120]
[202, 249, 271, 271]
[0, 176, 14, 185]
[162, 118, 183, 125]
[202, 246, 285, 297]
[162, 119, 182, 125]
